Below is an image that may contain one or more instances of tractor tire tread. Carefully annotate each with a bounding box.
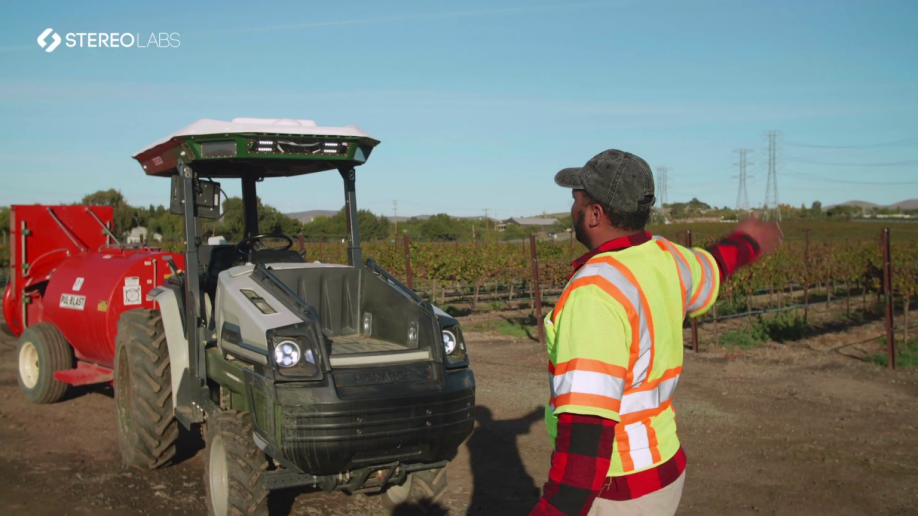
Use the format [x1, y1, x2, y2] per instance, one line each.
[381, 466, 449, 511]
[17, 323, 73, 404]
[115, 309, 178, 471]
[412, 468, 449, 503]
[205, 410, 269, 516]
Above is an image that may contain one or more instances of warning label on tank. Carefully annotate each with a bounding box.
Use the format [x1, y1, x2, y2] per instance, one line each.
[60, 294, 86, 310]
[123, 285, 143, 306]
[72, 277, 84, 291]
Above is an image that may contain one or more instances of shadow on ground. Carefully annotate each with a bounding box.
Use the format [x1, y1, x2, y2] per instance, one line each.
[466, 405, 544, 515]
[392, 499, 451, 515]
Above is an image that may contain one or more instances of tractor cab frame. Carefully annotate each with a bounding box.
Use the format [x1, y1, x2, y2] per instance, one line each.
[133, 118, 379, 428]
[123, 118, 474, 514]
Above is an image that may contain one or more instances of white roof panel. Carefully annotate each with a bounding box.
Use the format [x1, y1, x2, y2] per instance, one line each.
[134, 118, 376, 158]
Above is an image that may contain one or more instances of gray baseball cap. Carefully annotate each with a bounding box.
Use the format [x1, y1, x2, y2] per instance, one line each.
[555, 149, 656, 212]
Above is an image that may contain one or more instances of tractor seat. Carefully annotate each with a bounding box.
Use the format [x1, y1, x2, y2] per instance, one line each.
[250, 248, 305, 264]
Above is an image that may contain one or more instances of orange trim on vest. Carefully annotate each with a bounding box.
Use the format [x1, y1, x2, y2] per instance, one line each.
[615, 426, 636, 472]
[694, 252, 718, 310]
[656, 240, 688, 308]
[589, 255, 657, 388]
[687, 250, 707, 308]
[550, 357, 628, 379]
[620, 400, 672, 425]
[645, 418, 663, 464]
[626, 366, 682, 393]
[553, 392, 622, 414]
[553, 276, 641, 371]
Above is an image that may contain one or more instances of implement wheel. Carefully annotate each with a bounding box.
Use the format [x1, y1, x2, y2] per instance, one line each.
[114, 309, 179, 470]
[17, 323, 73, 404]
[381, 467, 449, 511]
[204, 410, 269, 516]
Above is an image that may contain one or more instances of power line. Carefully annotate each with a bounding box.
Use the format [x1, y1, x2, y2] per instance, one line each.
[763, 130, 781, 221]
[785, 138, 918, 149]
[733, 148, 754, 211]
[781, 171, 918, 185]
[784, 157, 918, 167]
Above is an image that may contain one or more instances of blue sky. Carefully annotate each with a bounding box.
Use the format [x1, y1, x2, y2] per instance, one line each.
[1, 0, 916, 219]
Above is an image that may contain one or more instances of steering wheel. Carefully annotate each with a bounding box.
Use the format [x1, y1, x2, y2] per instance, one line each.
[235, 234, 294, 262]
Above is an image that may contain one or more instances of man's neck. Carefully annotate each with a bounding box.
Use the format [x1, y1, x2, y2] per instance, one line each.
[588, 229, 645, 251]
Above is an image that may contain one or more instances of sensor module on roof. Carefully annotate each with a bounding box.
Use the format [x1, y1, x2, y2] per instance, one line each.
[201, 140, 238, 158]
[247, 138, 349, 156]
[132, 118, 379, 177]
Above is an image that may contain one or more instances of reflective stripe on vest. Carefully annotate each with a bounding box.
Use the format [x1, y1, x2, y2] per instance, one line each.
[553, 256, 656, 389]
[617, 367, 681, 470]
[620, 368, 681, 422]
[653, 237, 693, 315]
[549, 358, 626, 414]
[653, 236, 717, 316]
[687, 248, 716, 313]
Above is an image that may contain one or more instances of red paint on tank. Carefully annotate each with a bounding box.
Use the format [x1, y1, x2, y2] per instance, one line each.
[41, 247, 184, 367]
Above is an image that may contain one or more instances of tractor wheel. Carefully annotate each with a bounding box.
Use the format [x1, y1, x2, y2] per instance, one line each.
[16, 323, 73, 404]
[381, 466, 449, 511]
[114, 309, 179, 470]
[204, 410, 269, 516]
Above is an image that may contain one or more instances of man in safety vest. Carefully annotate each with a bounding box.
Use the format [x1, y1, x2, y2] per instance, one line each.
[531, 149, 782, 516]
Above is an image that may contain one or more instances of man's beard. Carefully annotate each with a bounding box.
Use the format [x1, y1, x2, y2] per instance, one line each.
[573, 209, 588, 247]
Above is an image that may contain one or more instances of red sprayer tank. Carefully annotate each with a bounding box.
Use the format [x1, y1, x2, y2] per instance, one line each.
[40, 248, 182, 366]
[3, 205, 184, 378]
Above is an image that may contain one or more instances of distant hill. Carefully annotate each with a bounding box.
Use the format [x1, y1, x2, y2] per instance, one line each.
[287, 211, 503, 223]
[286, 210, 339, 223]
[827, 199, 917, 210]
[831, 200, 881, 209]
[286, 210, 434, 223]
[392, 215, 432, 222]
[890, 199, 918, 210]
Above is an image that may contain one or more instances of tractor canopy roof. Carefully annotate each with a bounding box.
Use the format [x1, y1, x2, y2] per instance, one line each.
[133, 118, 380, 178]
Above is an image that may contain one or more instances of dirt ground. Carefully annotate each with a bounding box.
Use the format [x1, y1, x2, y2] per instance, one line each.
[0, 308, 916, 516]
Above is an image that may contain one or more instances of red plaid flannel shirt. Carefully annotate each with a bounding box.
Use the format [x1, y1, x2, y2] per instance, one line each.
[531, 230, 759, 516]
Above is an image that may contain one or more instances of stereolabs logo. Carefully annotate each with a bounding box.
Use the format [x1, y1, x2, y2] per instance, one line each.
[37, 28, 61, 52]
[37, 28, 180, 53]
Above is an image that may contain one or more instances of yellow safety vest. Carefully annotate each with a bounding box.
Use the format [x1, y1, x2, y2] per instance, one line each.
[544, 236, 720, 476]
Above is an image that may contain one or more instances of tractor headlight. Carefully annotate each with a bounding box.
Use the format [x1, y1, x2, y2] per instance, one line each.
[442, 326, 468, 368]
[273, 340, 301, 368]
[269, 335, 320, 380]
[442, 330, 457, 355]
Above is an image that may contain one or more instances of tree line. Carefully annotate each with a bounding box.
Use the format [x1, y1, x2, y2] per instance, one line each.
[0, 189, 571, 254]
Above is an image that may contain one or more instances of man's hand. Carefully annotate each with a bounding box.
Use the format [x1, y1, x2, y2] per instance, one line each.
[734, 213, 783, 255]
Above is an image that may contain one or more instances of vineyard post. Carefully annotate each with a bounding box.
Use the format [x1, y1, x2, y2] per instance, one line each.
[403, 232, 413, 290]
[685, 231, 699, 353]
[298, 233, 304, 253]
[712, 304, 719, 346]
[529, 233, 546, 346]
[845, 238, 850, 316]
[804, 229, 810, 323]
[882, 228, 895, 369]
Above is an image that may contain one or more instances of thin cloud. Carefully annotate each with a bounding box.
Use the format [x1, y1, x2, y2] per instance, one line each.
[201, 1, 623, 35]
[0, 44, 34, 54]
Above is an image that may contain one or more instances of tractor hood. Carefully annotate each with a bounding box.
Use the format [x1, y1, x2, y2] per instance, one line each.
[132, 118, 380, 178]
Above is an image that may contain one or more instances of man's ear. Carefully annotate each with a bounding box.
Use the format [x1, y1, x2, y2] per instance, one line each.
[589, 203, 604, 228]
